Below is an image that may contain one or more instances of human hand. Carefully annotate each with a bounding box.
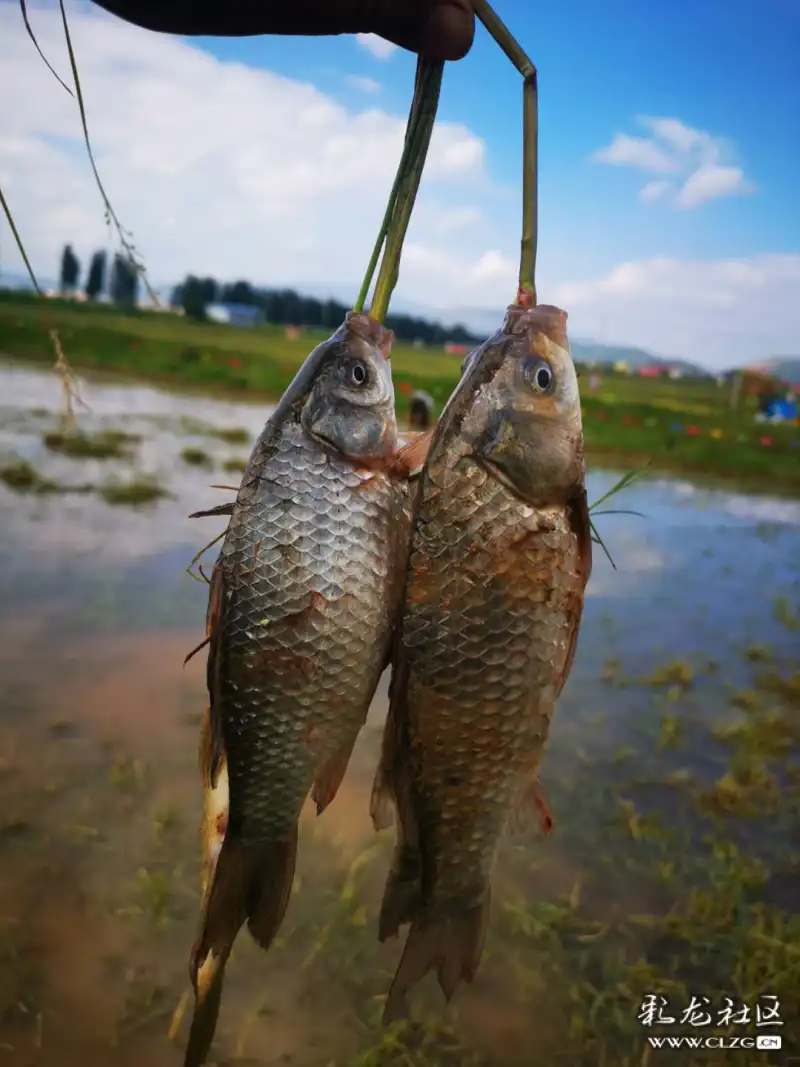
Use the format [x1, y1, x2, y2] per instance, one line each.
[91, 0, 475, 61]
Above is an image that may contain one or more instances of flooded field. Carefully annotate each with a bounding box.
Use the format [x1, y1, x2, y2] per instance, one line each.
[1, 361, 798, 1067]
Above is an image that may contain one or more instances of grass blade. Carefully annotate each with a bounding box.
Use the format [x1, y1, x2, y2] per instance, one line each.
[0, 186, 42, 294]
[19, 0, 74, 97]
[57, 0, 160, 307]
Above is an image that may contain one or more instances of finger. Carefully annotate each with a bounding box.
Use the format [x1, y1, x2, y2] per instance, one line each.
[372, 0, 476, 61]
[90, 0, 475, 60]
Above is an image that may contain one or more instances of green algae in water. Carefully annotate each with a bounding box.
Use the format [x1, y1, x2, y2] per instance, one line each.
[212, 426, 250, 445]
[99, 476, 170, 506]
[178, 417, 251, 445]
[180, 446, 213, 468]
[43, 428, 140, 460]
[0, 460, 93, 496]
[0, 460, 55, 493]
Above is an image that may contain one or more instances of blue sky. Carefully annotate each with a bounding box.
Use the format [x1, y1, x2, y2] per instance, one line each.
[2, 0, 799, 365]
[196, 0, 800, 277]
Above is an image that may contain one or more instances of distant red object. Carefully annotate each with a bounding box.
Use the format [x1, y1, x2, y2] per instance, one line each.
[622, 414, 632, 426]
[230, 358, 241, 369]
[760, 436, 773, 446]
[638, 365, 662, 377]
[399, 382, 412, 395]
[686, 425, 700, 436]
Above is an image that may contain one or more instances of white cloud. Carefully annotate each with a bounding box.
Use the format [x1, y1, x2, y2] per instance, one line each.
[0, 2, 498, 308]
[555, 254, 800, 368]
[355, 33, 398, 60]
[593, 135, 678, 174]
[639, 179, 672, 203]
[344, 74, 381, 94]
[400, 245, 517, 304]
[675, 164, 754, 208]
[593, 116, 755, 209]
[429, 205, 483, 235]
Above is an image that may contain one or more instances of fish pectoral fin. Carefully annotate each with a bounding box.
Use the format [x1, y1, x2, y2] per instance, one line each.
[370, 652, 409, 832]
[508, 778, 553, 838]
[383, 900, 490, 1024]
[369, 765, 395, 832]
[311, 737, 359, 816]
[202, 568, 226, 785]
[186, 830, 299, 1065]
[391, 428, 435, 478]
[188, 502, 235, 519]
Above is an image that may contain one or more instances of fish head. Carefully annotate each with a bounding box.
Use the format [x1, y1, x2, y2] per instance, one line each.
[301, 311, 398, 463]
[463, 304, 584, 505]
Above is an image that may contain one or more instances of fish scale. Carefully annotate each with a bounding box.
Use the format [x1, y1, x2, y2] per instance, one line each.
[217, 425, 409, 844]
[404, 468, 580, 887]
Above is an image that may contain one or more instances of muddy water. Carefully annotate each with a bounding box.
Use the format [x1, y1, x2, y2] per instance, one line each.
[1, 363, 798, 1067]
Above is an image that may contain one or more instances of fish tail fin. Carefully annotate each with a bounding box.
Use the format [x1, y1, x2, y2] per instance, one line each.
[378, 843, 422, 942]
[383, 896, 490, 1025]
[245, 824, 298, 948]
[185, 827, 299, 1066]
[184, 950, 227, 1067]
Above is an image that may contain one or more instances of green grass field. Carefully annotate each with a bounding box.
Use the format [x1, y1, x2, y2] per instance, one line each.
[1, 291, 798, 495]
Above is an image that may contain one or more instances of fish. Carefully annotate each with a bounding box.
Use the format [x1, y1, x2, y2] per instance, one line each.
[184, 312, 432, 1067]
[370, 302, 592, 1022]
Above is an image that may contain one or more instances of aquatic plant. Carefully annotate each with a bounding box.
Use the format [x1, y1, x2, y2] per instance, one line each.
[180, 447, 213, 469]
[99, 476, 170, 506]
[0, 459, 93, 495]
[43, 428, 139, 460]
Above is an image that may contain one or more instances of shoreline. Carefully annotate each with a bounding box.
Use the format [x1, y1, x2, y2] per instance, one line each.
[4, 353, 799, 501]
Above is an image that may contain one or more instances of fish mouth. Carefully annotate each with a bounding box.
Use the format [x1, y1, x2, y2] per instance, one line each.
[310, 429, 393, 467]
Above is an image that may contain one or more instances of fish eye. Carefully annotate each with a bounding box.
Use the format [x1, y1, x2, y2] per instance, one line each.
[346, 359, 369, 388]
[525, 359, 555, 394]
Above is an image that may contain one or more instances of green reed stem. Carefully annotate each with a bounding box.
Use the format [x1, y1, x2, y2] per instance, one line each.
[369, 59, 444, 324]
[353, 62, 426, 314]
[473, 0, 538, 305]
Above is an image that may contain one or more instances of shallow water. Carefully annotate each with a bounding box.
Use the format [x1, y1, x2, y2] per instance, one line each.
[1, 362, 798, 1066]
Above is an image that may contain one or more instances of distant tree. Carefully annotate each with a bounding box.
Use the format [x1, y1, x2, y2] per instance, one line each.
[321, 298, 348, 330]
[59, 244, 80, 292]
[109, 253, 139, 306]
[171, 270, 485, 345]
[199, 277, 218, 307]
[129, 262, 140, 306]
[85, 250, 107, 300]
[221, 280, 256, 306]
[175, 274, 208, 319]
